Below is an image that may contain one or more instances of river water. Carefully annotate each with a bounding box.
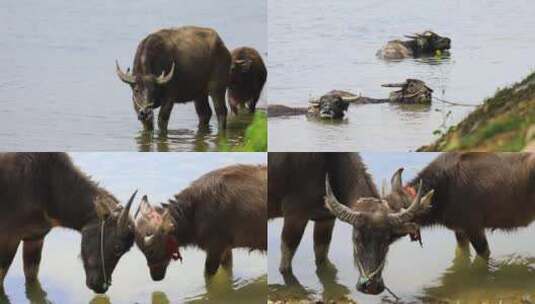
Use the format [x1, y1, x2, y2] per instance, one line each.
[268, 0, 535, 151]
[0, 0, 266, 151]
[268, 153, 535, 303]
[1, 153, 267, 304]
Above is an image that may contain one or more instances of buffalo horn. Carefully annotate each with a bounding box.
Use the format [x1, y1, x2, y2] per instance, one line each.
[118, 190, 138, 232]
[116, 60, 136, 84]
[324, 174, 363, 225]
[156, 62, 175, 85]
[389, 181, 434, 223]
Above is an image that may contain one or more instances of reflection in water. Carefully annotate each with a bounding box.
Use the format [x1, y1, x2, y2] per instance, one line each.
[269, 262, 352, 303]
[0, 280, 52, 304]
[135, 112, 257, 152]
[420, 254, 535, 303]
[187, 269, 267, 304]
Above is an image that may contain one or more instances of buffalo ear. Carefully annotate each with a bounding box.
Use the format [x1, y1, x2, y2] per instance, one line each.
[94, 197, 114, 220]
[394, 222, 419, 236]
[161, 210, 175, 234]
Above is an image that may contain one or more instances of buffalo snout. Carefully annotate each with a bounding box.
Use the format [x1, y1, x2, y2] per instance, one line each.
[86, 274, 110, 294]
[357, 277, 385, 295]
[149, 263, 169, 281]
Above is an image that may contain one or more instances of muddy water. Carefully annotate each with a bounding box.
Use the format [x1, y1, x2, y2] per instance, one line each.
[268, 0, 535, 151]
[268, 153, 535, 303]
[0, 0, 266, 151]
[1, 153, 267, 304]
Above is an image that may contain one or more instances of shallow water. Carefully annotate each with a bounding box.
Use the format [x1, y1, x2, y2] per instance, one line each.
[268, 0, 535, 151]
[0, 0, 266, 151]
[1, 153, 267, 304]
[267, 153, 535, 303]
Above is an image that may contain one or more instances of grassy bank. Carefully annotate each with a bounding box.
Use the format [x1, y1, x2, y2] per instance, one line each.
[418, 71, 535, 152]
[220, 111, 267, 152]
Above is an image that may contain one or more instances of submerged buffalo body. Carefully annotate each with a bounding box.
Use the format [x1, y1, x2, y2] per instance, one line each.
[326, 152, 535, 295]
[377, 31, 451, 60]
[228, 47, 267, 114]
[268, 153, 379, 291]
[116, 26, 231, 133]
[0, 153, 137, 294]
[268, 94, 349, 119]
[134, 164, 266, 280]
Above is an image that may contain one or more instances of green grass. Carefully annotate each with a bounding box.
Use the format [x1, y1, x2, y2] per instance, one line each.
[219, 112, 267, 152]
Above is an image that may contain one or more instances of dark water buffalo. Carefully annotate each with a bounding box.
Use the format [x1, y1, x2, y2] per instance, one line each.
[116, 26, 231, 133]
[0, 153, 137, 294]
[228, 47, 267, 114]
[134, 164, 266, 280]
[268, 79, 432, 118]
[268, 94, 349, 119]
[377, 31, 451, 60]
[325, 152, 535, 295]
[268, 153, 379, 286]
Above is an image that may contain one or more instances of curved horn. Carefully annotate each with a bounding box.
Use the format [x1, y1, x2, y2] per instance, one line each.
[116, 60, 136, 84]
[340, 95, 361, 102]
[390, 168, 404, 192]
[324, 174, 363, 225]
[156, 62, 175, 85]
[382, 82, 406, 88]
[404, 35, 418, 39]
[389, 181, 434, 223]
[118, 190, 138, 231]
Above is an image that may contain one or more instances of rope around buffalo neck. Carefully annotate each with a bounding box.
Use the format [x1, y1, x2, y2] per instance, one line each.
[100, 220, 108, 289]
[353, 243, 400, 301]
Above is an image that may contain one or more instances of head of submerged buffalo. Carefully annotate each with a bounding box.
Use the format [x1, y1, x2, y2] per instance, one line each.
[319, 94, 349, 119]
[115, 61, 175, 126]
[134, 195, 180, 281]
[405, 31, 451, 54]
[324, 173, 434, 295]
[81, 191, 137, 293]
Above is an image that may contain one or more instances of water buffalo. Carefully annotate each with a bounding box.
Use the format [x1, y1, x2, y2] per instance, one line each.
[228, 47, 267, 114]
[268, 153, 379, 281]
[325, 152, 535, 295]
[268, 79, 432, 118]
[377, 31, 451, 60]
[0, 153, 137, 294]
[134, 164, 266, 280]
[116, 26, 231, 133]
[268, 94, 349, 119]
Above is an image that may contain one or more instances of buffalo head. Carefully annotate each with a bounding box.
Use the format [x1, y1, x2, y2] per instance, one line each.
[405, 31, 451, 54]
[115, 61, 175, 130]
[133, 195, 180, 281]
[324, 172, 433, 295]
[81, 190, 137, 293]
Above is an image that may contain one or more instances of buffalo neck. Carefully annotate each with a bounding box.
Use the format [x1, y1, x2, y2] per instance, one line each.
[43, 156, 104, 231]
[168, 191, 196, 246]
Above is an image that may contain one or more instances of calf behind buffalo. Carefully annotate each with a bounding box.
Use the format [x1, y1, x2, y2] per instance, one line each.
[228, 47, 267, 114]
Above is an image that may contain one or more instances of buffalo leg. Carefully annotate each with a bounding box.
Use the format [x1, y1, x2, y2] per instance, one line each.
[194, 94, 212, 128]
[157, 101, 174, 135]
[248, 93, 261, 113]
[279, 215, 308, 274]
[210, 89, 228, 130]
[205, 247, 225, 276]
[0, 238, 20, 292]
[23, 238, 44, 282]
[455, 231, 470, 254]
[313, 219, 335, 266]
[468, 230, 490, 259]
[220, 247, 233, 269]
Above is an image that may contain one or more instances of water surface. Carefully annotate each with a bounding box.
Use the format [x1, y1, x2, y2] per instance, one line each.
[268, 0, 535, 151]
[268, 153, 535, 303]
[0, 0, 266, 151]
[2, 153, 267, 304]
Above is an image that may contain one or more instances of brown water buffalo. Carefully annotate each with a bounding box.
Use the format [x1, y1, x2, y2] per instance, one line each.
[116, 26, 231, 133]
[228, 47, 267, 114]
[0, 153, 137, 294]
[268, 94, 349, 119]
[134, 164, 266, 280]
[325, 152, 535, 295]
[268, 153, 379, 284]
[377, 31, 451, 60]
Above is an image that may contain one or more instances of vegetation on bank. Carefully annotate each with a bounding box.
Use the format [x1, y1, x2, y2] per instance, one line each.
[220, 111, 267, 152]
[419, 71, 535, 152]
